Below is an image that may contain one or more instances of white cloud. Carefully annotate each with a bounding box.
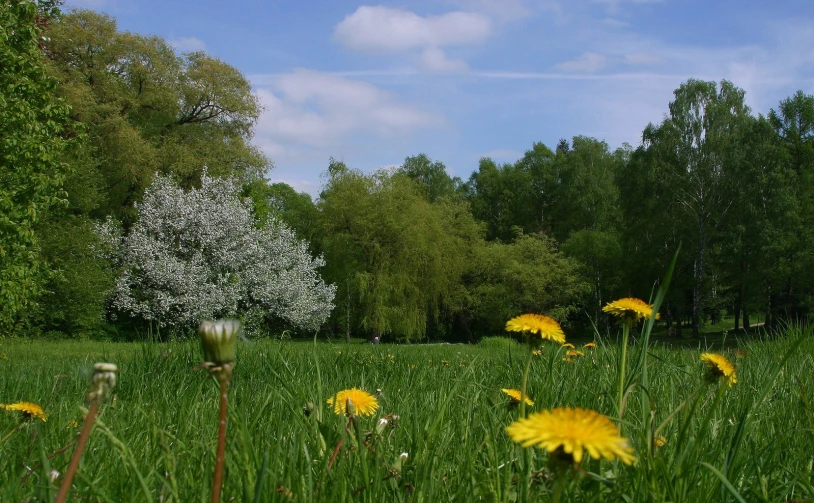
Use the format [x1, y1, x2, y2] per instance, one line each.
[169, 37, 207, 53]
[252, 69, 442, 166]
[333, 6, 492, 54]
[416, 47, 469, 73]
[556, 52, 608, 72]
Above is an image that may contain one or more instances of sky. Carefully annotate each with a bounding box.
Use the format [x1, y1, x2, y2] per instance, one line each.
[64, 0, 814, 196]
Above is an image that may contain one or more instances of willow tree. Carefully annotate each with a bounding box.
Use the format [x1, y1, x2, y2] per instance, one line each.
[318, 165, 476, 341]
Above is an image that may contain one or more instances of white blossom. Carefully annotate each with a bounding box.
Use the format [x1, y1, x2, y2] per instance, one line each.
[96, 173, 335, 332]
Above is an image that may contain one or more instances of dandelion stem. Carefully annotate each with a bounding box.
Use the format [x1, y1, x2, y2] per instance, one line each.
[0, 424, 22, 444]
[520, 348, 533, 418]
[55, 398, 99, 503]
[211, 372, 229, 503]
[617, 322, 631, 422]
[519, 347, 533, 502]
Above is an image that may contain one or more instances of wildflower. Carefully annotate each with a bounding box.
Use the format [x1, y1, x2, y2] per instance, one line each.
[198, 320, 240, 365]
[583, 342, 597, 349]
[327, 388, 380, 417]
[506, 407, 636, 465]
[441, 359, 449, 367]
[562, 343, 575, 349]
[562, 357, 574, 363]
[2, 402, 47, 422]
[654, 436, 667, 447]
[602, 298, 656, 325]
[502, 388, 534, 406]
[566, 349, 584, 358]
[532, 349, 543, 356]
[700, 353, 737, 387]
[506, 314, 566, 345]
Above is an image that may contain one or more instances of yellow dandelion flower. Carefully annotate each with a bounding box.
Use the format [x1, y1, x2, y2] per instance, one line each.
[654, 436, 667, 447]
[441, 359, 450, 367]
[2, 402, 47, 422]
[532, 349, 543, 356]
[583, 342, 597, 349]
[562, 343, 575, 349]
[326, 388, 380, 417]
[566, 349, 584, 357]
[602, 298, 656, 323]
[506, 314, 566, 345]
[506, 407, 636, 465]
[700, 353, 737, 387]
[501, 388, 534, 406]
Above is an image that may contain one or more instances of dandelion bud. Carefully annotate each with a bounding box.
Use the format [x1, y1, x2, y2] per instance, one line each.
[86, 363, 117, 403]
[198, 320, 240, 365]
[391, 452, 408, 472]
[345, 397, 357, 417]
[376, 417, 389, 435]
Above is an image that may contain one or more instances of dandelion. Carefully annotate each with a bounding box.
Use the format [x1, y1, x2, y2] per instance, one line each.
[602, 297, 656, 324]
[327, 388, 380, 417]
[441, 359, 450, 367]
[700, 353, 737, 387]
[2, 402, 47, 422]
[654, 436, 668, 448]
[566, 349, 584, 358]
[502, 388, 534, 406]
[603, 297, 655, 420]
[506, 314, 566, 345]
[506, 407, 636, 465]
[532, 349, 543, 356]
[562, 343, 575, 349]
[583, 342, 597, 349]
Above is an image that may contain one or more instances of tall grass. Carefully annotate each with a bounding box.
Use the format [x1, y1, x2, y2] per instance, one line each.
[1, 329, 812, 501]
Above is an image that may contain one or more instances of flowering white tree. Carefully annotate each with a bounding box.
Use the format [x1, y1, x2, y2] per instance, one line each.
[97, 173, 335, 332]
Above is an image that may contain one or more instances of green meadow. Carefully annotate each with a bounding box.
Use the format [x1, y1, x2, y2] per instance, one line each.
[2, 328, 813, 502]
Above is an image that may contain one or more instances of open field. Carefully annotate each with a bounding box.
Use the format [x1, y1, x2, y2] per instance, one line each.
[1, 329, 813, 502]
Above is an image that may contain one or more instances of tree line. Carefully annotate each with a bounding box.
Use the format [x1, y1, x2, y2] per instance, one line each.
[2, 4, 812, 340]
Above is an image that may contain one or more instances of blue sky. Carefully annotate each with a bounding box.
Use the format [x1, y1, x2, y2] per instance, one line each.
[65, 0, 814, 196]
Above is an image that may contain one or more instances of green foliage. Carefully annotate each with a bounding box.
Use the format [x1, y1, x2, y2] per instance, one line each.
[245, 181, 319, 245]
[43, 9, 267, 223]
[477, 335, 520, 349]
[0, 0, 72, 333]
[318, 167, 479, 341]
[468, 233, 590, 336]
[397, 153, 459, 202]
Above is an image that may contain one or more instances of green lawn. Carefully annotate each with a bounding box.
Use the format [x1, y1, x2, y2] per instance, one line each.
[1, 329, 812, 502]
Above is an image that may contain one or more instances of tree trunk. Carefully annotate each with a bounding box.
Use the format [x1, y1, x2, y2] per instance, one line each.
[734, 284, 742, 331]
[345, 280, 351, 344]
[692, 242, 704, 339]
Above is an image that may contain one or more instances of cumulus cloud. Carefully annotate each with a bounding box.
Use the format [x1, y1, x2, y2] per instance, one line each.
[252, 69, 442, 165]
[169, 36, 207, 53]
[416, 47, 469, 73]
[333, 6, 492, 53]
[556, 52, 609, 72]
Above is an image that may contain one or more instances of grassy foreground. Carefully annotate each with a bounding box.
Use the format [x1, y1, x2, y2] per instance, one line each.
[1, 330, 813, 502]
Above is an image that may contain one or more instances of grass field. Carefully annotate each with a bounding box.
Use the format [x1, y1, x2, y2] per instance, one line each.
[1, 326, 813, 502]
